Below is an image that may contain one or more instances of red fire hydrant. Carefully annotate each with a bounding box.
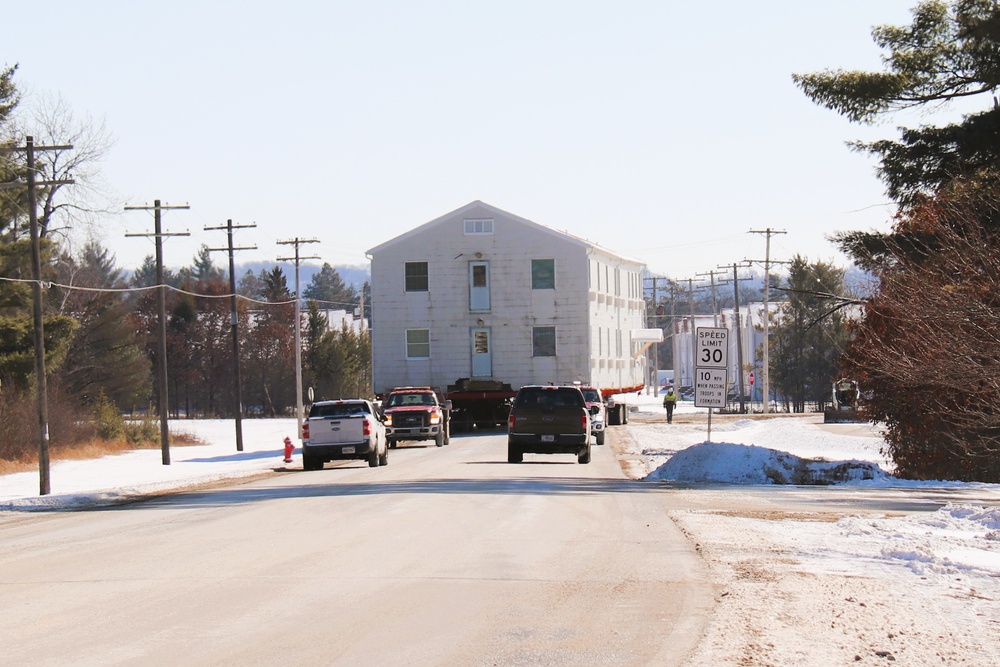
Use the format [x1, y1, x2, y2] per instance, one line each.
[283, 436, 294, 463]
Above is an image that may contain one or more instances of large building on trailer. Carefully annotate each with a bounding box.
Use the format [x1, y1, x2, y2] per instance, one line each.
[366, 201, 657, 428]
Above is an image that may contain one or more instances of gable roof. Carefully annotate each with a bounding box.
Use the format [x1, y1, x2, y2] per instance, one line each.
[365, 200, 643, 266]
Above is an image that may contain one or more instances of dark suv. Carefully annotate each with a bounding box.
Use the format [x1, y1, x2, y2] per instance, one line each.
[507, 385, 593, 464]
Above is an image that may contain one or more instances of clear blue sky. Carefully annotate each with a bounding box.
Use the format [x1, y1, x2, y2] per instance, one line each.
[6, 1, 944, 281]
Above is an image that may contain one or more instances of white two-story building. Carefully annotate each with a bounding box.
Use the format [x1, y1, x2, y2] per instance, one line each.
[366, 201, 657, 398]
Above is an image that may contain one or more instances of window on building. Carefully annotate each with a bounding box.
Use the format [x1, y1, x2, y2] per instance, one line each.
[531, 259, 555, 290]
[404, 262, 428, 292]
[406, 329, 430, 358]
[464, 218, 494, 234]
[532, 326, 556, 357]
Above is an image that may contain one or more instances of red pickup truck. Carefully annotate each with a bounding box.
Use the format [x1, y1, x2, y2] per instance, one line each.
[381, 387, 451, 448]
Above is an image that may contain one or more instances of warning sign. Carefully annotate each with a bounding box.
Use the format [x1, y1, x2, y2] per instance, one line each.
[694, 368, 728, 408]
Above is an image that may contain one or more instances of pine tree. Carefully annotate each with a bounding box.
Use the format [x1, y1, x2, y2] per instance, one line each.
[794, 0, 1000, 206]
[769, 257, 850, 413]
[303, 263, 358, 308]
[54, 242, 150, 410]
[795, 1, 1000, 480]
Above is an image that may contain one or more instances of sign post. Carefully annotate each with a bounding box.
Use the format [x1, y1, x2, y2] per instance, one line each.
[694, 327, 729, 442]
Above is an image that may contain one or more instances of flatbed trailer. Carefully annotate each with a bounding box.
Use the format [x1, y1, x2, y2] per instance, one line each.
[446, 378, 516, 433]
[601, 384, 644, 425]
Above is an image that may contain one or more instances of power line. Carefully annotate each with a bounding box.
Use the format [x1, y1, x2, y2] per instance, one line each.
[0, 274, 353, 307]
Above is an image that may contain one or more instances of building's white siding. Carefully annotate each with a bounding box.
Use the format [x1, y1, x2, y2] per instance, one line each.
[368, 201, 646, 394]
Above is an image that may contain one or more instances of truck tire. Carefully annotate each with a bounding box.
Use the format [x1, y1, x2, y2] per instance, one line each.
[443, 423, 450, 445]
[435, 429, 444, 447]
[578, 445, 592, 464]
[379, 444, 388, 466]
[507, 442, 523, 463]
[388, 438, 397, 449]
[607, 406, 620, 426]
[303, 454, 321, 471]
[622, 406, 629, 424]
[368, 446, 379, 468]
[595, 431, 605, 446]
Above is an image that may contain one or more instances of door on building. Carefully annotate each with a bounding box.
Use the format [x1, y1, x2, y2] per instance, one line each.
[471, 327, 492, 378]
[469, 261, 490, 312]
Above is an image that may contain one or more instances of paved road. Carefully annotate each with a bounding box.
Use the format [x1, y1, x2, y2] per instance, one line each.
[0, 430, 712, 666]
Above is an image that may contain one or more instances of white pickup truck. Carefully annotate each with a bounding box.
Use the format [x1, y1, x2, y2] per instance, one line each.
[301, 399, 388, 470]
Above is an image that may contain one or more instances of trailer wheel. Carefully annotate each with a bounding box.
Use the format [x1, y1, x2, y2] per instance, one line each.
[606, 406, 619, 426]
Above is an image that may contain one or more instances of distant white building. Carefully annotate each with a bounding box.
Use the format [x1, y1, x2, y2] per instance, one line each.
[316, 308, 366, 335]
[366, 201, 659, 395]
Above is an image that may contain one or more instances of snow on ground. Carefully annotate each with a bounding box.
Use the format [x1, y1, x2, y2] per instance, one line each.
[0, 418, 299, 510]
[620, 394, 1000, 665]
[2, 397, 1000, 664]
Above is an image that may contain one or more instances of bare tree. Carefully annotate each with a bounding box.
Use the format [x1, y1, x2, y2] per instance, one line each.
[12, 93, 120, 240]
[841, 175, 1000, 482]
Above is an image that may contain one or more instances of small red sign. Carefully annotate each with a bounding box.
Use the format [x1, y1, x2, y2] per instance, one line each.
[749, 372, 755, 386]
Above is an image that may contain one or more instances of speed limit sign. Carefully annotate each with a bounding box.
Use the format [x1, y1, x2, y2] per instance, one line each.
[696, 327, 728, 369]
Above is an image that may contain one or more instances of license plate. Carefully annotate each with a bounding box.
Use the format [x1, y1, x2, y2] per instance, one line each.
[541, 435, 555, 442]
[342, 446, 355, 454]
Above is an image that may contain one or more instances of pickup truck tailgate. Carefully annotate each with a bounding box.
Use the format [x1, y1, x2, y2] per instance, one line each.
[510, 409, 584, 435]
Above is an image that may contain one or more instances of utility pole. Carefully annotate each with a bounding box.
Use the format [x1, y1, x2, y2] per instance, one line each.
[668, 280, 679, 391]
[206, 220, 257, 452]
[5, 137, 74, 495]
[748, 228, 788, 414]
[678, 278, 698, 386]
[695, 269, 725, 327]
[125, 200, 190, 465]
[650, 276, 658, 393]
[360, 282, 372, 396]
[644, 276, 665, 393]
[685, 277, 697, 384]
[277, 237, 320, 439]
[720, 262, 752, 414]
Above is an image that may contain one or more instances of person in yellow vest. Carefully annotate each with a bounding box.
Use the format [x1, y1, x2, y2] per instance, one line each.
[662, 388, 677, 423]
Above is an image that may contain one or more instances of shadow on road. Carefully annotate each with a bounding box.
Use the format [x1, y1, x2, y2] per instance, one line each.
[117, 475, 658, 510]
[100, 474, 981, 514]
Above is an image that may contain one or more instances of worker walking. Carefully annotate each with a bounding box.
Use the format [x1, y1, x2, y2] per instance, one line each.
[663, 388, 677, 423]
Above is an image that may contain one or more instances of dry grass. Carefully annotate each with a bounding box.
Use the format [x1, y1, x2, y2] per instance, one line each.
[0, 431, 204, 476]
